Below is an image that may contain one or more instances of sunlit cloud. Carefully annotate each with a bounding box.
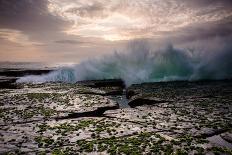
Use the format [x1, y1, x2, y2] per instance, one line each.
[0, 29, 41, 46]
[47, 0, 232, 41]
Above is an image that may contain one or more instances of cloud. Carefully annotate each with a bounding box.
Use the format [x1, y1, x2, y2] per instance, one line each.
[1, 0, 231, 43]
[163, 16, 232, 45]
[66, 1, 107, 19]
[47, 0, 232, 41]
[0, 0, 73, 48]
[55, 39, 85, 44]
[0, 29, 42, 46]
[0, 0, 231, 62]
[0, 0, 68, 31]
[180, 0, 232, 8]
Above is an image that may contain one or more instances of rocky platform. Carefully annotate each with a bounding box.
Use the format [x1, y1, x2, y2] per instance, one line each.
[0, 80, 232, 155]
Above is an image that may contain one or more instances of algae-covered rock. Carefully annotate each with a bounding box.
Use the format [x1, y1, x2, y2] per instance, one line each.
[1, 80, 232, 154]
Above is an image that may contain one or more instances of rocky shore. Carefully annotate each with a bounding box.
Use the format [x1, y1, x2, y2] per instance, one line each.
[0, 78, 232, 154]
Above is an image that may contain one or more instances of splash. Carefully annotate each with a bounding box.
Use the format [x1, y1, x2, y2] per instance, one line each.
[17, 40, 232, 86]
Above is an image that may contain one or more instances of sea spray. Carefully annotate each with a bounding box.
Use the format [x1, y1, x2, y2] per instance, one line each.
[17, 41, 232, 86]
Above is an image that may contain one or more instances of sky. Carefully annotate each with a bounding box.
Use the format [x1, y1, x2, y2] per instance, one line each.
[0, 0, 232, 63]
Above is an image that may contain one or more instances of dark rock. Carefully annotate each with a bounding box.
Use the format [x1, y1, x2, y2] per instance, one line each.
[128, 97, 171, 108]
[57, 104, 119, 119]
[126, 89, 136, 99]
[0, 69, 52, 77]
[126, 84, 141, 99]
[99, 87, 124, 96]
[77, 79, 125, 88]
[0, 69, 52, 89]
[75, 79, 125, 96]
[0, 79, 19, 89]
[197, 128, 231, 138]
[126, 80, 232, 99]
[220, 132, 232, 143]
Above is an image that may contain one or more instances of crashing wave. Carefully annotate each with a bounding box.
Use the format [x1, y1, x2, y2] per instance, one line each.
[17, 40, 232, 86]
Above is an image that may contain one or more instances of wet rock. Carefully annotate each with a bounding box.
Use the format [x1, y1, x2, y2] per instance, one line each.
[77, 79, 125, 88]
[127, 92, 173, 108]
[0, 79, 18, 89]
[128, 97, 171, 108]
[58, 104, 119, 119]
[197, 128, 218, 137]
[126, 84, 141, 99]
[0, 69, 52, 77]
[221, 132, 232, 143]
[73, 86, 123, 96]
[76, 79, 125, 95]
[207, 135, 232, 149]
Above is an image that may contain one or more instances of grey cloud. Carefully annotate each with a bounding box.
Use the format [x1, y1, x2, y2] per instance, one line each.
[66, 1, 107, 19]
[155, 16, 232, 47]
[0, 0, 69, 32]
[0, 0, 80, 58]
[55, 40, 86, 44]
[179, 0, 232, 8]
[178, 17, 232, 42]
[0, 0, 72, 45]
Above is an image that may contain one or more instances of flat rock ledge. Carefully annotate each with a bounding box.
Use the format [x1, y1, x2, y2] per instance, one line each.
[0, 80, 232, 155]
